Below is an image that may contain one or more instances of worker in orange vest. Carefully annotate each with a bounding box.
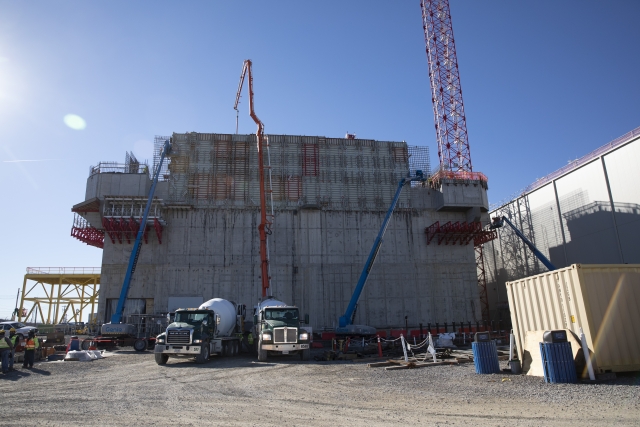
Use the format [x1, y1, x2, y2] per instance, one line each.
[23, 330, 39, 368]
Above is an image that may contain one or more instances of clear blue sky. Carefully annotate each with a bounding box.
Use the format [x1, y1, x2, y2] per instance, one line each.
[1, 1, 638, 319]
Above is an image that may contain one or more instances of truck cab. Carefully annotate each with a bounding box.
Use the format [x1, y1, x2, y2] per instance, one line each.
[254, 299, 310, 361]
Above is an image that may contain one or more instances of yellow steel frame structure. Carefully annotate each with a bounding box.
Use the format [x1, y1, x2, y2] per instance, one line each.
[18, 267, 100, 324]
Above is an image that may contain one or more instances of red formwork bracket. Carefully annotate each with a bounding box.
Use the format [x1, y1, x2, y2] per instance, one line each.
[473, 229, 497, 247]
[153, 218, 163, 244]
[121, 218, 133, 244]
[71, 215, 104, 249]
[445, 221, 461, 245]
[114, 218, 125, 244]
[102, 217, 121, 244]
[102, 216, 161, 245]
[425, 221, 440, 244]
[71, 226, 104, 248]
[439, 221, 453, 245]
[425, 220, 497, 247]
[126, 217, 139, 244]
[142, 219, 149, 244]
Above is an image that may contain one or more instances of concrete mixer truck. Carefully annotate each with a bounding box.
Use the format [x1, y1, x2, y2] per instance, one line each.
[154, 298, 246, 365]
[253, 298, 311, 362]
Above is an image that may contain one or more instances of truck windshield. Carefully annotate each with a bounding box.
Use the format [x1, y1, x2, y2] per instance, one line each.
[174, 312, 208, 323]
[264, 309, 298, 321]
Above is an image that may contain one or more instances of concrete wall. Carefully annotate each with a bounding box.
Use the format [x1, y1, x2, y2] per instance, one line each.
[484, 132, 640, 322]
[86, 173, 149, 200]
[97, 192, 480, 329]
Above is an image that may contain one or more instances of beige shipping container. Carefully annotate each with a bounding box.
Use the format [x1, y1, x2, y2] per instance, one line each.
[506, 264, 640, 374]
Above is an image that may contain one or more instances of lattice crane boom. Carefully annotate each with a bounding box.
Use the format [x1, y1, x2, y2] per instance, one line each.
[421, 0, 472, 173]
[234, 60, 272, 298]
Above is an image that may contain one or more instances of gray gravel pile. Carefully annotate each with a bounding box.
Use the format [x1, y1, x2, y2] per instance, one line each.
[364, 361, 640, 410]
[0, 351, 638, 426]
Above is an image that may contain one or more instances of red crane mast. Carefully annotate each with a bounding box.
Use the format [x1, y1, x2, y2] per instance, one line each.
[421, 0, 473, 175]
[234, 59, 271, 298]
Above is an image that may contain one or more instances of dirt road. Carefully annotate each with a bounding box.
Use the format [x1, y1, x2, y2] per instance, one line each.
[0, 351, 638, 426]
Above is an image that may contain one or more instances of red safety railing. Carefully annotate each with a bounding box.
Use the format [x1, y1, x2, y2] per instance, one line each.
[430, 169, 489, 184]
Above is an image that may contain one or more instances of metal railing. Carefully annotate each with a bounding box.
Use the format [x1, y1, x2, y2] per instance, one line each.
[522, 125, 640, 195]
[89, 162, 150, 177]
[26, 267, 101, 275]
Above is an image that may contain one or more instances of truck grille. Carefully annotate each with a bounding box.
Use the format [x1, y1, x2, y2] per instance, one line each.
[167, 330, 191, 345]
[274, 327, 297, 344]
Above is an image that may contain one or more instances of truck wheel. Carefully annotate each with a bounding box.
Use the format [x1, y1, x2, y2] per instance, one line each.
[155, 353, 169, 365]
[221, 341, 227, 357]
[196, 342, 210, 364]
[233, 340, 238, 356]
[257, 340, 268, 362]
[81, 339, 91, 351]
[133, 338, 147, 352]
[300, 348, 311, 361]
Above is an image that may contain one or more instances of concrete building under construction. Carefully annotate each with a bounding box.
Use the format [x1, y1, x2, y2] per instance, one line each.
[71, 132, 490, 330]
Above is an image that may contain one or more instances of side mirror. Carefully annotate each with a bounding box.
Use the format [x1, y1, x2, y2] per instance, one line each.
[216, 315, 221, 325]
[253, 315, 258, 324]
[304, 314, 310, 325]
[202, 320, 208, 326]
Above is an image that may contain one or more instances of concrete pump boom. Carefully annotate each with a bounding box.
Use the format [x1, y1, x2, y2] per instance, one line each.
[234, 59, 271, 298]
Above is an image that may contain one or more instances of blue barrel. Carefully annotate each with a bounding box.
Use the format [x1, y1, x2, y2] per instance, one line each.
[472, 341, 501, 374]
[539, 342, 577, 383]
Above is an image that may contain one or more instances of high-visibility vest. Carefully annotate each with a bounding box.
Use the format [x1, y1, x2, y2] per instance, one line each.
[26, 337, 39, 350]
[0, 338, 10, 349]
[10, 335, 18, 346]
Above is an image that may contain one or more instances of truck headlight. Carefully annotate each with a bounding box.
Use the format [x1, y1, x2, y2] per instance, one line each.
[299, 332, 309, 341]
[193, 339, 202, 344]
[262, 333, 272, 341]
[156, 338, 165, 343]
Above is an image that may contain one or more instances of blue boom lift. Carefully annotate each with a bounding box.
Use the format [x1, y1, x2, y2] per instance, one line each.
[335, 171, 426, 336]
[95, 139, 172, 351]
[490, 215, 556, 271]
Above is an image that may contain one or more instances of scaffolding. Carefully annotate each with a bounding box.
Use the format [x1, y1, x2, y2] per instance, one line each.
[156, 133, 431, 212]
[18, 267, 100, 325]
[493, 200, 533, 280]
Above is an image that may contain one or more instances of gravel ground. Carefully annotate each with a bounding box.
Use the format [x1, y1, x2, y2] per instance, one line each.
[0, 350, 638, 426]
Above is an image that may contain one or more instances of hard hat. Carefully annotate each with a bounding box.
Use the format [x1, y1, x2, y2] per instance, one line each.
[9, 328, 16, 333]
